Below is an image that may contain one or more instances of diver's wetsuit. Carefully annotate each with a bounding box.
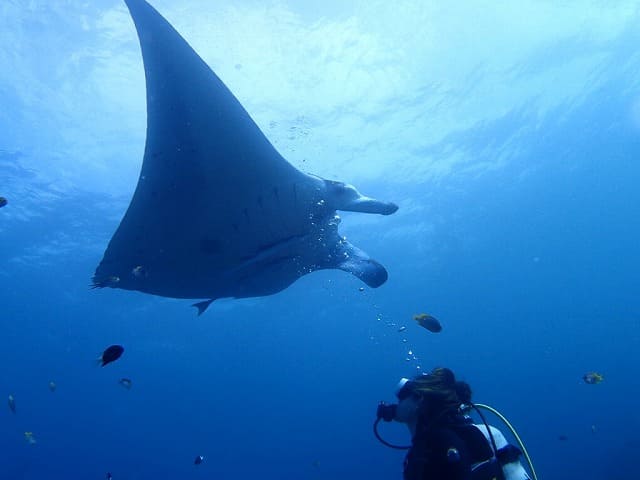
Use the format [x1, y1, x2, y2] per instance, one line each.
[403, 415, 528, 480]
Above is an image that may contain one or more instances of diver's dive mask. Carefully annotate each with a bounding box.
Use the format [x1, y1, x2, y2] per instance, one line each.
[395, 377, 415, 401]
[376, 377, 413, 422]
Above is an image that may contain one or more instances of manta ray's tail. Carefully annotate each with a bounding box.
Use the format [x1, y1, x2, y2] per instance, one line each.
[192, 299, 215, 315]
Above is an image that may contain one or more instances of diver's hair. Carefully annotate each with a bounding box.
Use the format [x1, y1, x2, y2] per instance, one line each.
[411, 367, 472, 414]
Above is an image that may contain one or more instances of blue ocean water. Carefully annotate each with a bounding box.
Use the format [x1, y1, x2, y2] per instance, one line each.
[1, 1, 639, 479]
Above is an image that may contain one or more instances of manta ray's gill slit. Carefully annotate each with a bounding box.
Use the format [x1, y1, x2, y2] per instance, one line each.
[269, 186, 291, 233]
[253, 191, 282, 238]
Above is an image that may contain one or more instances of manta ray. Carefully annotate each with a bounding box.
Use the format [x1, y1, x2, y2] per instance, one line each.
[92, 0, 398, 314]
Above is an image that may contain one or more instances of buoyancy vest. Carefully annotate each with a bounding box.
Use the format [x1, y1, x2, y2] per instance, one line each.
[404, 418, 522, 480]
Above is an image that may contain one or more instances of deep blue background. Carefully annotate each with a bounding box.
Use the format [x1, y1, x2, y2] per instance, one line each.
[2, 1, 639, 479]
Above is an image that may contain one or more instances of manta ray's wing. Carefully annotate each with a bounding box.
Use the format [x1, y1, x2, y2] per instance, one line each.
[93, 0, 397, 306]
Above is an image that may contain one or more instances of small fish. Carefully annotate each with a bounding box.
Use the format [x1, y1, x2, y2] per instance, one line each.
[591, 424, 597, 434]
[118, 378, 132, 390]
[413, 313, 442, 333]
[558, 434, 568, 441]
[358, 287, 364, 292]
[98, 345, 124, 367]
[398, 326, 407, 333]
[194, 455, 204, 465]
[8, 394, 16, 413]
[24, 431, 36, 445]
[106, 473, 113, 480]
[131, 265, 147, 278]
[583, 372, 603, 385]
[0, 196, 7, 208]
[48, 381, 56, 392]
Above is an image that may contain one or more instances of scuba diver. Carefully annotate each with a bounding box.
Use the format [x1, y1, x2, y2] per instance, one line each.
[374, 367, 537, 480]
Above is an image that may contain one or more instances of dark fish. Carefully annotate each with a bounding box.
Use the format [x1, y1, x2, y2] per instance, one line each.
[558, 434, 568, 441]
[99, 345, 124, 366]
[106, 473, 113, 480]
[413, 313, 442, 333]
[0, 197, 7, 208]
[194, 455, 204, 465]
